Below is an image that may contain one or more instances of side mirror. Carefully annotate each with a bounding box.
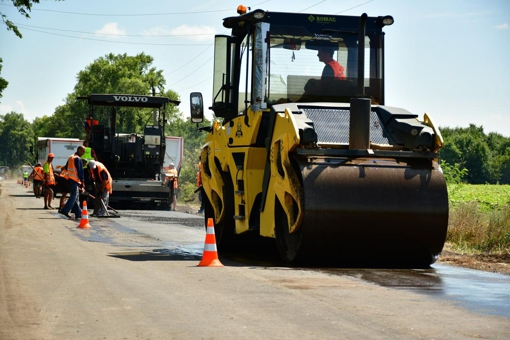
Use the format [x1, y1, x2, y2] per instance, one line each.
[190, 92, 204, 123]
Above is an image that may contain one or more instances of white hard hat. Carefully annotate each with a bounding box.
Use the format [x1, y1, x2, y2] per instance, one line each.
[88, 160, 97, 169]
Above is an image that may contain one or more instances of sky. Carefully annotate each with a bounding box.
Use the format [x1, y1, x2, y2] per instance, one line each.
[1, 0, 509, 137]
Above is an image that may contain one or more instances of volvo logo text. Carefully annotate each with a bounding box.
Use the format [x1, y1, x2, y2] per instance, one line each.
[113, 96, 148, 102]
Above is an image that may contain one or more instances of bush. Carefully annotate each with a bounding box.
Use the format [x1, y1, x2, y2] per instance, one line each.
[447, 201, 510, 254]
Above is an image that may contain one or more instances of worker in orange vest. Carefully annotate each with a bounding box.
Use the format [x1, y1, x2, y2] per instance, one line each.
[43, 154, 56, 209]
[87, 160, 112, 217]
[164, 163, 179, 211]
[196, 161, 204, 214]
[318, 47, 345, 80]
[60, 146, 86, 219]
[30, 163, 45, 199]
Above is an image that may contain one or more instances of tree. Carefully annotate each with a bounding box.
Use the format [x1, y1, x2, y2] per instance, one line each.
[0, 58, 8, 100]
[440, 124, 510, 184]
[68, 53, 175, 136]
[440, 160, 468, 184]
[32, 100, 83, 139]
[0, 112, 35, 168]
[1, 0, 64, 38]
[146, 68, 166, 97]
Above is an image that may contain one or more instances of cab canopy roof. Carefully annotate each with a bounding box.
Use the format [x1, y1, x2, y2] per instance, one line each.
[223, 10, 387, 33]
[77, 94, 180, 108]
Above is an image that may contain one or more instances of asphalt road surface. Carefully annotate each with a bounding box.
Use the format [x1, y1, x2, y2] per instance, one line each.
[1, 179, 509, 339]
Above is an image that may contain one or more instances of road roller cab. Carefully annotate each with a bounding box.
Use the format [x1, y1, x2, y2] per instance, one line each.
[190, 7, 448, 266]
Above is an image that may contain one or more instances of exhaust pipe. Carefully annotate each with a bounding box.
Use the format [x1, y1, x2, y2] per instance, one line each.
[349, 13, 370, 150]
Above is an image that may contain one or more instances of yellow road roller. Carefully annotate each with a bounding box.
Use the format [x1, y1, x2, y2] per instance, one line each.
[190, 7, 448, 266]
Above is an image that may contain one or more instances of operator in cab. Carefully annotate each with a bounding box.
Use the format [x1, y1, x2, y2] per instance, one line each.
[317, 47, 345, 80]
[300, 42, 346, 101]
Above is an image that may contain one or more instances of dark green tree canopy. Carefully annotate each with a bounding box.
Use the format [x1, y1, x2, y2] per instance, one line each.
[0, 112, 35, 167]
[0, 58, 8, 100]
[440, 124, 510, 184]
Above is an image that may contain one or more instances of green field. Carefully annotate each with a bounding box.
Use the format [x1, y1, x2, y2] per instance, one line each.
[448, 184, 510, 212]
[446, 184, 510, 254]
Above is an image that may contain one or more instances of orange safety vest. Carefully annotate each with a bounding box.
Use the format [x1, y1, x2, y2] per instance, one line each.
[325, 60, 346, 80]
[62, 154, 81, 184]
[43, 162, 55, 185]
[92, 162, 112, 194]
[196, 164, 202, 187]
[166, 168, 178, 189]
[33, 166, 44, 181]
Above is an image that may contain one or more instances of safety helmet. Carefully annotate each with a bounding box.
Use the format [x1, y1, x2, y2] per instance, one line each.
[88, 160, 97, 169]
[48, 153, 55, 158]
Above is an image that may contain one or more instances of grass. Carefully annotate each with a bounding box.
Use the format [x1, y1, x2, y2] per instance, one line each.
[447, 184, 510, 254]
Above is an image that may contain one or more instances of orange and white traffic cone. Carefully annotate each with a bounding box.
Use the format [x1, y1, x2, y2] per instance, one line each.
[77, 200, 91, 229]
[198, 218, 223, 267]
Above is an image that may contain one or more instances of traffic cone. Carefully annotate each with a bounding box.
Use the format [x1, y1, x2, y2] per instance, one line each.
[77, 200, 91, 229]
[197, 218, 223, 267]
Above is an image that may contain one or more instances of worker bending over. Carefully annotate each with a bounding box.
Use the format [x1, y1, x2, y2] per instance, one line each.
[88, 160, 112, 217]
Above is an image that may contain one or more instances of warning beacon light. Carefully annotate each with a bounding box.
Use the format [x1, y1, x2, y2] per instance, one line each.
[237, 5, 247, 15]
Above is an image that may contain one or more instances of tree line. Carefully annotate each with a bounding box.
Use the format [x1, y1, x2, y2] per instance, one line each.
[440, 125, 510, 184]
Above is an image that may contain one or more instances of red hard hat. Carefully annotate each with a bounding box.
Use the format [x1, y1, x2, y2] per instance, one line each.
[48, 153, 55, 158]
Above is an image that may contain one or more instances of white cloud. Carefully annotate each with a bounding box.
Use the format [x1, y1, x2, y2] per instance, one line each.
[0, 104, 13, 114]
[496, 23, 509, 30]
[15, 100, 27, 114]
[0, 101, 39, 121]
[94, 23, 126, 37]
[140, 25, 216, 41]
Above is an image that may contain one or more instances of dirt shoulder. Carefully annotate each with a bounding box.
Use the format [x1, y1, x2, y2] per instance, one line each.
[438, 244, 510, 276]
[175, 201, 510, 276]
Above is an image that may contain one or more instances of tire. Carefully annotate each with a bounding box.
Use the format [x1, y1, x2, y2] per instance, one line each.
[203, 171, 235, 251]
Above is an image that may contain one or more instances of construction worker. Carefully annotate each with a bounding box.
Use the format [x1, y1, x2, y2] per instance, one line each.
[81, 140, 98, 164]
[302, 45, 346, 101]
[59, 146, 85, 219]
[81, 140, 98, 193]
[30, 163, 44, 199]
[23, 170, 29, 187]
[164, 163, 179, 211]
[196, 161, 204, 214]
[317, 47, 345, 80]
[43, 153, 56, 209]
[87, 160, 112, 217]
[55, 165, 70, 213]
